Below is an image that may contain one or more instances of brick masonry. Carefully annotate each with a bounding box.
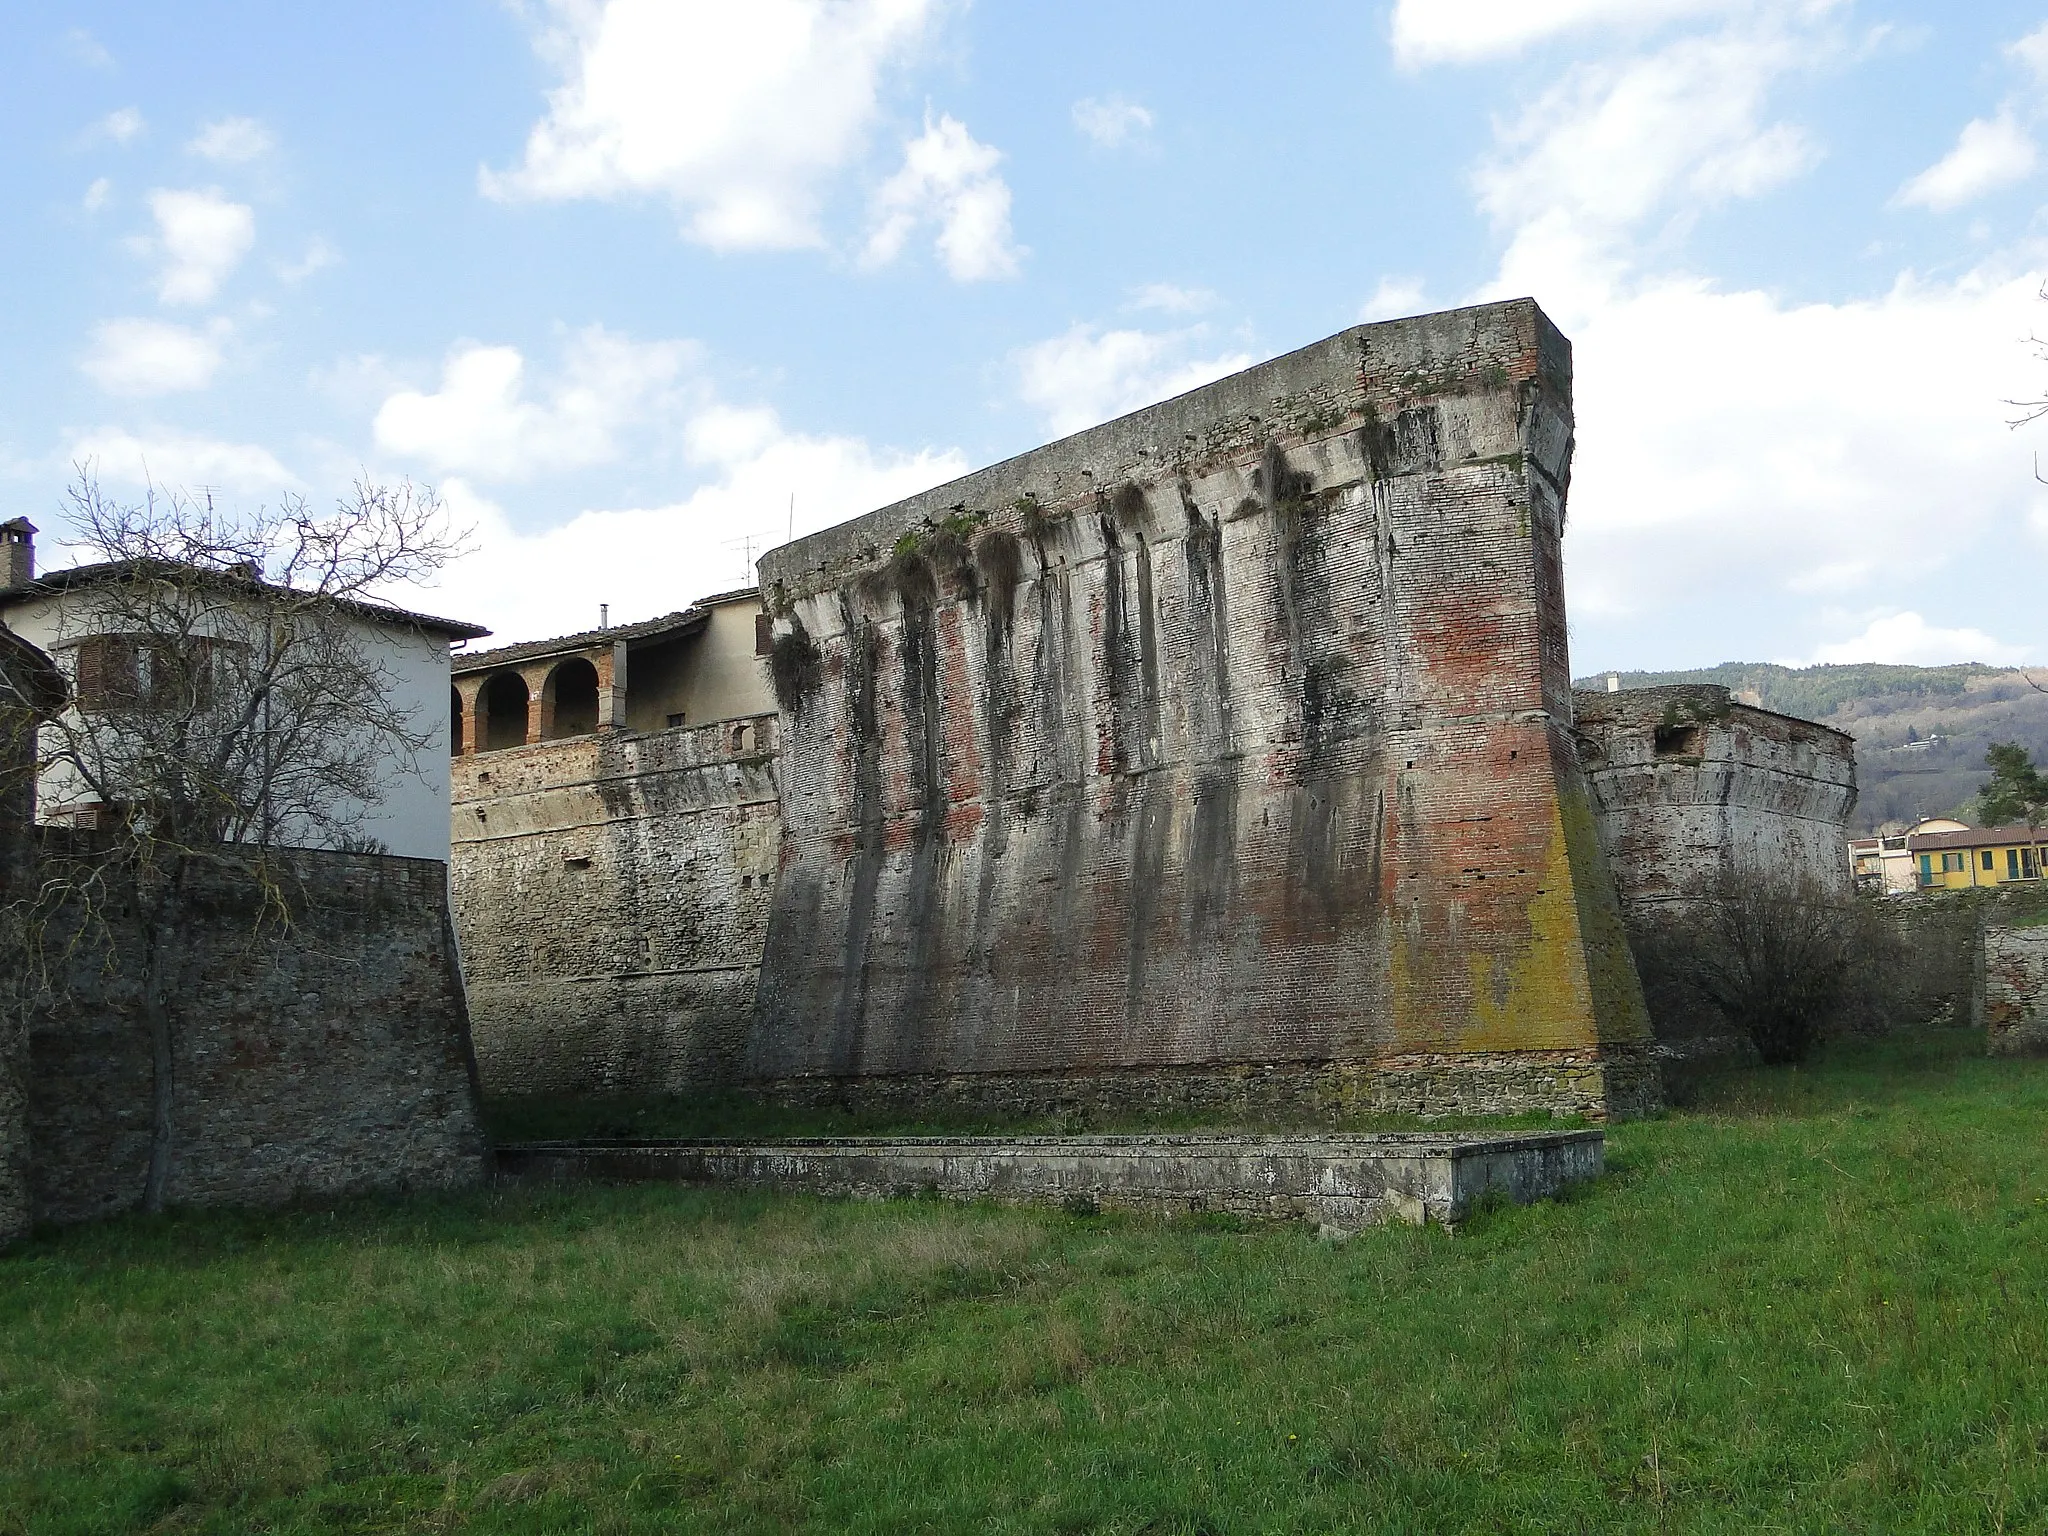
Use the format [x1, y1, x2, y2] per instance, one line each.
[495, 1127, 1605, 1231]
[750, 300, 1655, 1120]
[450, 715, 782, 1098]
[27, 841, 488, 1226]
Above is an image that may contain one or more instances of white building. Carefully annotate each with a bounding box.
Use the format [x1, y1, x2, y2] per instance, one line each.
[0, 518, 487, 863]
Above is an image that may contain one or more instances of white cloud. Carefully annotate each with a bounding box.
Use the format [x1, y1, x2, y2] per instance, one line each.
[863, 114, 1021, 281]
[278, 238, 340, 283]
[2008, 21, 2048, 81]
[69, 428, 298, 495]
[1807, 612, 2027, 667]
[1129, 282, 1216, 314]
[1072, 95, 1154, 148]
[426, 420, 966, 643]
[80, 317, 229, 396]
[82, 177, 111, 213]
[1360, 275, 1427, 322]
[88, 107, 146, 146]
[145, 187, 255, 305]
[1014, 324, 1253, 438]
[1391, 0, 1785, 67]
[1475, 23, 1826, 251]
[64, 29, 115, 70]
[373, 327, 700, 482]
[1895, 113, 2037, 212]
[484, 0, 936, 251]
[187, 116, 275, 163]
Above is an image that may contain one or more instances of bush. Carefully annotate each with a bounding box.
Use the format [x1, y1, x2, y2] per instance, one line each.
[1629, 875, 1907, 1065]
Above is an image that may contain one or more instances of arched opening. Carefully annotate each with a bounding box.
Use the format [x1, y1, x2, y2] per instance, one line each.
[450, 686, 464, 756]
[544, 657, 600, 740]
[731, 722, 750, 753]
[482, 671, 531, 751]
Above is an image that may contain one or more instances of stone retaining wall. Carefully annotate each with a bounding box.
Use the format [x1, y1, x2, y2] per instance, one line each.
[496, 1128, 1605, 1231]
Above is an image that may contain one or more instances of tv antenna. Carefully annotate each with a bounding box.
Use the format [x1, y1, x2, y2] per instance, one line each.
[723, 528, 777, 584]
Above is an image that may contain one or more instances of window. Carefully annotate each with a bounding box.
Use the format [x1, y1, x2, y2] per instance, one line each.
[1941, 852, 1965, 873]
[755, 612, 774, 656]
[666, 712, 685, 728]
[2009, 848, 2021, 880]
[1920, 854, 1934, 886]
[1652, 723, 1701, 757]
[69, 633, 221, 714]
[2027, 848, 2040, 880]
[1984, 850, 1996, 871]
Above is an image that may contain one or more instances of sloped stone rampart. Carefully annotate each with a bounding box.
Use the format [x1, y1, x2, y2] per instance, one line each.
[495, 1129, 1605, 1231]
[751, 299, 1653, 1119]
[27, 841, 487, 1225]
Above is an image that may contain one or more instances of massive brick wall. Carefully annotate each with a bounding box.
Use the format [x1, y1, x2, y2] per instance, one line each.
[1574, 685, 1857, 910]
[751, 300, 1654, 1120]
[27, 842, 486, 1225]
[450, 715, 782, 1098]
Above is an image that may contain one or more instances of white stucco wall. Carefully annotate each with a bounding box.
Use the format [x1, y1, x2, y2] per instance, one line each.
[2, 588, 459, 863]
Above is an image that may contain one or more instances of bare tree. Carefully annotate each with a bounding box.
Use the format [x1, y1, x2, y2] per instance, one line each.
[1628, 871, 1903, 1067]
[0, 469, 466, 1211]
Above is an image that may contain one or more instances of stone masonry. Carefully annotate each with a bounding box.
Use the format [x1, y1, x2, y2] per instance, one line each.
[496, 1128, 1606, 1232]
[451, 715, 782, 1097]
[27, 841, 488, 1225]
[1573, 683, 1858, 912]
[748, 299, 1656, 1120]
[1983, 922, 2048, 1055]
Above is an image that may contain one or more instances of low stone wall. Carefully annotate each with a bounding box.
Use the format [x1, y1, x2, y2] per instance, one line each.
[739, 1047, 1658, 1125]
[1984, 923, 2048, 1055]
[27, 840, 488, 1225]
[496, 1129, 1604, 1231]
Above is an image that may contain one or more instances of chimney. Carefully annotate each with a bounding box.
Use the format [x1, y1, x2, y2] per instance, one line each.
[0, 518, 34, 588]
[599, 603, 610, 630]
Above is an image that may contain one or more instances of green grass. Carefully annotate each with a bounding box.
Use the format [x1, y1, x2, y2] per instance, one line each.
[6, 1030, 2048, 1533]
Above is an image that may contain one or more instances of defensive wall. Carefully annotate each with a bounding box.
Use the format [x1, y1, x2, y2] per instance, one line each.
[747, 299, 1655, 1120]
[1572, 683, 1858, 1057]
[451, 714, 782, 1097]
[25, 840, 487, 1226]
[1573, 684, 1857, 911]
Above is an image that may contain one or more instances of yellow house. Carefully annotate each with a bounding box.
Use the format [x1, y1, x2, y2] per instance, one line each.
[1906, 824, 2048, 890]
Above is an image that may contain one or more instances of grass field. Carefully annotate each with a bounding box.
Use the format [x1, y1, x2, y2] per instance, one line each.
[5, 1031, 2047, 1534]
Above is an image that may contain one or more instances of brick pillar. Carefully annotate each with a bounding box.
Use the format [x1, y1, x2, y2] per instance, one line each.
[454, 677, 485, 756]
[600, 641, 628, 729]
[521, 664, 551, 744]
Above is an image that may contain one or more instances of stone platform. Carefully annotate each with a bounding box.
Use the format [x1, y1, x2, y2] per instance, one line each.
[493, 1129, 1603, 1232]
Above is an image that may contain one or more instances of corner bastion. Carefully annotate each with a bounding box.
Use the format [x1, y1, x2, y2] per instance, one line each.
[749, 299, 1655, 1121]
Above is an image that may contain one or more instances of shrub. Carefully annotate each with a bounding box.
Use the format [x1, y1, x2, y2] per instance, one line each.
[1629, 873, 1907, 1065]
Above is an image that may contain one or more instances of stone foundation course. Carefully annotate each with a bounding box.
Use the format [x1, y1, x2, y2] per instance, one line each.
[495, 1129, 1604, 1232]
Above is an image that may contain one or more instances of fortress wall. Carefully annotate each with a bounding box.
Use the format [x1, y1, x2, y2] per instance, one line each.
[450, 714, 783, 1099]
[1573, 685, 1859, 911]
[751, 299, 1654, 1120]
[28, 844, 485, 1226]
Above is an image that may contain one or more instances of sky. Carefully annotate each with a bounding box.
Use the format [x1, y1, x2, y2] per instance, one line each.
[6, 0, 2048, 673]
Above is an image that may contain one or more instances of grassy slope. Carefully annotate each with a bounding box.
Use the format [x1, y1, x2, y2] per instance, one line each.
[1574, 662, 2048, 832]
[5, 1033, 2047, 1534]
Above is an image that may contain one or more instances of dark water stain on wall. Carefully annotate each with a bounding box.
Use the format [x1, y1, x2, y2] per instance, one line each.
[830, 600, 884, 1071]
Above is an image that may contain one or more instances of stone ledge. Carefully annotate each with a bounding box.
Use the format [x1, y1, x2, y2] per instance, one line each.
[493, 1129, 1603, 1232]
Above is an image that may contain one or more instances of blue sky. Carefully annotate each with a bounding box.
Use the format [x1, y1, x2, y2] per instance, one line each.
[6, 1, 2048, 672]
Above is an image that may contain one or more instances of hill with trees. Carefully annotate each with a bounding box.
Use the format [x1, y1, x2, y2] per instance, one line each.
[1575, 662, 2048, 833]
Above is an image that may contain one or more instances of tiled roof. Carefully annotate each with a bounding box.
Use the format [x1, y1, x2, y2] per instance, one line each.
[451, 607, 707, 673]
[1906, 824, 2048, 852]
